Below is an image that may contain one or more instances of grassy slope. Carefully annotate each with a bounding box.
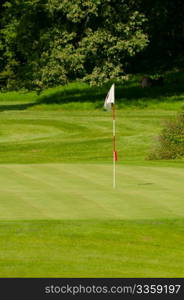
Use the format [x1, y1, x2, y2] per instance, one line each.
[0, 109, 174, 164]
[0, 72, 184, 277]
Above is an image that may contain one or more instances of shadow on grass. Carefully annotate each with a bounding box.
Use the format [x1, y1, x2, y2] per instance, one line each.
[0, 102, 36, 112]
[36, 78, 184, 107]
[0, 70, 184, 111]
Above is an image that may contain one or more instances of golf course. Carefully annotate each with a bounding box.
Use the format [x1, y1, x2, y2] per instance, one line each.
[0, 77, 184, 277]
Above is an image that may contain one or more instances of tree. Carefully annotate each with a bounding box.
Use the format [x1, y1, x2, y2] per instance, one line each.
[129, 0, 184, 72]
[0, 0, 148, 90]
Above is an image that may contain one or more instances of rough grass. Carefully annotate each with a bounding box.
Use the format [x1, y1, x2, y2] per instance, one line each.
[1, 70, 184, 111]
[0, 72, 184, 277]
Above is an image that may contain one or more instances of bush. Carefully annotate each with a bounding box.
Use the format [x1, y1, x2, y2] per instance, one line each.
[148, 112, 184, 160]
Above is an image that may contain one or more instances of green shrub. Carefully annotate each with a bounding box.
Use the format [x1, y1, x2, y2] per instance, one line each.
[148, 112, 184, 160]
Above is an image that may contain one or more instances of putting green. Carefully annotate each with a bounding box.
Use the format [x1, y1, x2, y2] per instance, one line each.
[0, 163, 183, 220]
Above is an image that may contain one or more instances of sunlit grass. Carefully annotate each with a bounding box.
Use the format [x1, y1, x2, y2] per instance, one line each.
[0, 73, 184, 277]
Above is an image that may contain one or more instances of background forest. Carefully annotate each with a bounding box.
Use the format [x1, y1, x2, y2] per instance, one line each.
[1, 0, 184, 91]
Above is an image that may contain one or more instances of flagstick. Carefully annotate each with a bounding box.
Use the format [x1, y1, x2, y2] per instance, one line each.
[112, 103, 116, 189]
[104, 83, 116, 188]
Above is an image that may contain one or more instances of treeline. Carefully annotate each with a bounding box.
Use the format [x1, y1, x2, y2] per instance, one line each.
[130, 0, 184, 74]
[0, 0, 184, 91]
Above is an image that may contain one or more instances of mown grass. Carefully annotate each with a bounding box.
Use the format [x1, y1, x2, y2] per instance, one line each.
[0, 109, 176, 164]
[0, 164, 183, 220]
[0, 71, 184, 277]
[1, 219, 184, 277]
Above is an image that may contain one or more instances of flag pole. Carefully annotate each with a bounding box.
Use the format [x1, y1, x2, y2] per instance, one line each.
[112, 102, 116, 189]
[104, 83, 117, 189]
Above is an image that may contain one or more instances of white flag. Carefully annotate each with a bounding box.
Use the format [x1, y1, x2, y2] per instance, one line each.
[104, 84, 115, 110]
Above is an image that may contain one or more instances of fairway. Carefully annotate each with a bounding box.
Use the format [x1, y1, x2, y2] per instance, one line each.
[0, 82, 184, 277]
[1, 219, 184, 277]
[0, 163, 183, 220]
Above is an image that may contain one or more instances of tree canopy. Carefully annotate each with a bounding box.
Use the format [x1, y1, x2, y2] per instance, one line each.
[1, 0, 184, 91]
[0, 0, 148, 90]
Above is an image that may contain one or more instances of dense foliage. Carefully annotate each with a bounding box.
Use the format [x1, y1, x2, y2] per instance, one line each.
[130, 0, 184, 73]
[149, 112, 184, 160]
[1, 0, 184, 91]
[0, 0, 148, 90]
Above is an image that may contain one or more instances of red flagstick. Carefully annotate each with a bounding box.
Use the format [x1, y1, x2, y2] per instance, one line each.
[112, 103, 117, 188]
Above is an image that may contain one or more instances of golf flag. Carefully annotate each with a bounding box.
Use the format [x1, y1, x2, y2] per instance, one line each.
[104, 83, 117, 188]
[104, 83, 115, 110]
